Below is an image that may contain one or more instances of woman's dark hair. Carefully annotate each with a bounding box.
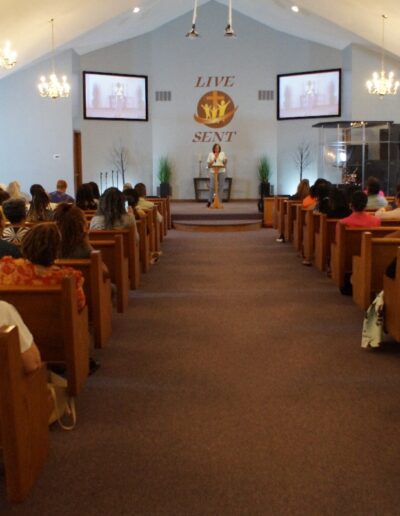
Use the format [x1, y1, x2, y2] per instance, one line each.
[0, 190, 10, 205]
[134, 183, 146, 198]
[88, 181, 100, 200]
[351, 190, 368, 212]
[76, 183, 97, 210]
[30, 184, 45, 197]
[366, 176, 381, 196]
[328, 187, 349, 214]
[53, 203, 87, 257]
[98, 187, 127, 229]
[27, 189, 51, 222]
[2, 199, 26, 223]
[21, 223, 60, 266]
[212, 144, 221, 153]
[123, 188, 139, 208]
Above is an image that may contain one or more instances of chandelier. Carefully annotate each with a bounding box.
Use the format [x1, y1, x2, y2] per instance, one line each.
[366, 14, 399, 97]
[0, 41, 17, 69]
[38, 19, 71, 99]
[186, 0, 236, 38]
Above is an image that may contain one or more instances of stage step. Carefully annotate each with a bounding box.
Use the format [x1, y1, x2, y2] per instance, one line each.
[173, 220, 262, 232]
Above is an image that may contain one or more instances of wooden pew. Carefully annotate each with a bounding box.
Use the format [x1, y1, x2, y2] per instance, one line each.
[301, 210, 320, 263]
[331, 224, 400, 289]
[293, 205, 307, 253]
[263, 197, 275, 227]
[0, 326, 50, 503]
[284, 200, 302, 242]
[56, 251, 112, 349]
[136, 218, 151, 273]
[314, 214, 340, 272]
[0, 276, 89, 396]
[89, 236, 129, 313]
[89, 225, 140, 290]
[276, 197, 288, 239]
[148, 197, 168, 237]
[383, 247, 400, 342]
[352, 233, 400, 310]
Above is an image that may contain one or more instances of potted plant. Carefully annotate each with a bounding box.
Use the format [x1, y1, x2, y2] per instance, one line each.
[158, 157, 172, 197]
[258, 155, 270, 211]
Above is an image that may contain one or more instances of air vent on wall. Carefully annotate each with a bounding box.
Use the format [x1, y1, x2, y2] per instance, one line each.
[155, 91, 172, 101]
[258, 90, 274, 101]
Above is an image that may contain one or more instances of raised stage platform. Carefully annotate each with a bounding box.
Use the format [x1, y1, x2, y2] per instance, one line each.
[171, 201, 263, 232]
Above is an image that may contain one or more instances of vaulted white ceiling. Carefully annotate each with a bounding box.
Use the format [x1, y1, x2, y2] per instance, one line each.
[1, 0, 400, 79]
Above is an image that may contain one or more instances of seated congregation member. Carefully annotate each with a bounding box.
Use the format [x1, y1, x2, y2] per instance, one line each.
[134, 182, 163, 223]
[0, 301, 42, 373]
[88, 182, 100, 205]
[0, 223, 85, 311]
[6, 180, 30, 203]
[313, 180, 332, 214]
[289, 179, 310, 201]
[76, 183, 97, 211]
[1, 198, 30, 244]
[375, 191, 400, 220]
[366, 177, 387, 209]
[301, 179, 328, 210]
[123, 188, 147, 219]
[26, 188, 53, 222]
[324, 187, 352, 219]
[337, 191, 381, 235]
[90, 187, 138, 235]
[0, 210, 22, 258]
[49, 179, 75, 204]
[53, 203, 93, 259]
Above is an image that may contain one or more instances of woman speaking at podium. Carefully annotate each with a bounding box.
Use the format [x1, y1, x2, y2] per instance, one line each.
[206, 144, 227, 208]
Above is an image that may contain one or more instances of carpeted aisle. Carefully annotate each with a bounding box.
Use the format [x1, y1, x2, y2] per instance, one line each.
[2, 229, 400, 515]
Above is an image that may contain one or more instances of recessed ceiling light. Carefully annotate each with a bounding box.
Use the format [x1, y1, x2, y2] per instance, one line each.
[132, 7, 140, 14]
[291, 5, 299, 13]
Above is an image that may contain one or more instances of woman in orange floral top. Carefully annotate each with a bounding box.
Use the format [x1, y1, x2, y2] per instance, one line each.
[0, 223, 85, 310]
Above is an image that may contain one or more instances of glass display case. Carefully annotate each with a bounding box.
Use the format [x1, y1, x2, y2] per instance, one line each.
[313, 121, 400, 194]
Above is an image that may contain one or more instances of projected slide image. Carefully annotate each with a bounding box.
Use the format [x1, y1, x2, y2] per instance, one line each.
[84, 72, 148, 121]
[278, 69, 340, 120]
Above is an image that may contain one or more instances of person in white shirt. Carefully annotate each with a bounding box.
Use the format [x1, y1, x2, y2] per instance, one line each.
[0, 301, 42, 373]
[375, 192, 400, 219]
[207, 144, 227, 207]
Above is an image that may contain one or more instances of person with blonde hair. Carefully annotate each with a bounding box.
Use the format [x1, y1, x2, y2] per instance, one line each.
[6, 181, 30, 203]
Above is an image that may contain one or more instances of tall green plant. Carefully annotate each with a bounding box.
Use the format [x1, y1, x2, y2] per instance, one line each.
[158, 157, 172, 184]
[258, 156, 270, 183]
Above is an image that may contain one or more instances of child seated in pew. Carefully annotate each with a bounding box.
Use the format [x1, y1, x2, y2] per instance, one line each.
[75, 183, 98, 211]
[134, 182, 163, 224]
[366, 177, 388, 209]
[0, 210, 21, 259]
[90, 187, 138, 240]
[0, 301, 42, 373]
[0, 223, 86, 311]
[123, 188, 147, 220]
[1, 198, 30, 244]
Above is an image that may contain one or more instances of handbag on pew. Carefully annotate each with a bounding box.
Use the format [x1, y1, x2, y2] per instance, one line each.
[47, 371, 77, 430]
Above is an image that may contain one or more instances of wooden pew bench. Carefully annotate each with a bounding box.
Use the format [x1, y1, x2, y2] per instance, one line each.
[56, 251, 112, 349]
[314, 214, 339, 272]
[383, 247, 400, 342]
[352, 233, 400, 310]
[0, 276, 89, 396]
[284, 200, 302, 243]
[0, 326, 50, 503]
[89, 225, 140, 290]
[331, 224, 400, 289]
[89, 236, 129, 313]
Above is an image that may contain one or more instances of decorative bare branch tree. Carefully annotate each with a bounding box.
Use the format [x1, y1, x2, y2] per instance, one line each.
[111, 144, 129, 186]
[293, 141, 313, 181]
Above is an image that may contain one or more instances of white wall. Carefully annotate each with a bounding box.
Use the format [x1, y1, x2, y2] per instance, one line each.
[0, 51, 75, 195]
[2, 2, 400, 198]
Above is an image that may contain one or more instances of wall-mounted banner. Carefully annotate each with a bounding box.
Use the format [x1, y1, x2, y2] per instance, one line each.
[194, 90, 238, 129]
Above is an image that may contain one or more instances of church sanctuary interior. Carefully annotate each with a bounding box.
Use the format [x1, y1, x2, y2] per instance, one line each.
[2, 0, 400, 514]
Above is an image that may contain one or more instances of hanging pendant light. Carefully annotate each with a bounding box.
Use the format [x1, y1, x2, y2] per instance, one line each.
[186, 0, 200, 38]
[38, 18, 71, 99]
[366, 14, 399, 97]
[224, 0, 236, 37]
[0, 41, 17, 69]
